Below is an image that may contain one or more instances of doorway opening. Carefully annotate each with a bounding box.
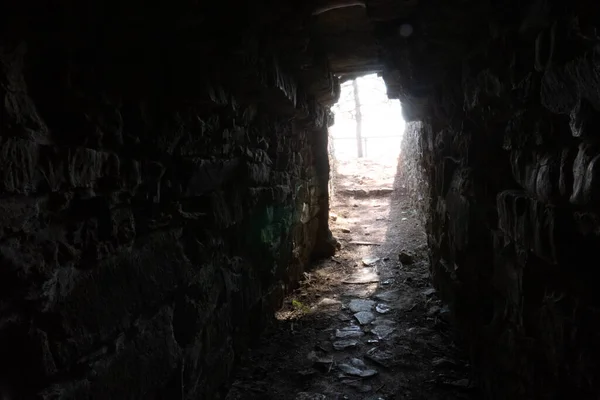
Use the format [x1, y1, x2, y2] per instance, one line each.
[330, 73, 405, 160]
[328, 73, 405, 199]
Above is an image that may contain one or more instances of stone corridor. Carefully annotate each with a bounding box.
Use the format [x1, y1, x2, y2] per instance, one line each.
[225, 156, 473, 399]
[1, 1, 600, 399]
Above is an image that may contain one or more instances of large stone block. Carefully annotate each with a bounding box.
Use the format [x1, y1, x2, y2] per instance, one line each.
[540, 67, 579, 114]
[0, 43, 50, 142]
[510, 149, 539, 195]
[37, 146, 68, 192]
[510, 148, 566, 204]
[559, 146, 577, 199]
[0, 138, 39, 194]
[497, 190, 565, 264]
[444, 168, 472, 252]
[565, 56, 600, 110]
[535, 152, 561, 202]
[570, 142, 600, 206]
[67, 147, 112, 188]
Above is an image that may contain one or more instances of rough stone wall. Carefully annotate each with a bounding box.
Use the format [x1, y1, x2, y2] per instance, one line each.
[387, 1, 600, 398]
[0, 4, 336, 398]
[397, 121, 429, 222]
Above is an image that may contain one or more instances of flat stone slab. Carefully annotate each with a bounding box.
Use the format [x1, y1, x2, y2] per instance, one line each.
[371, 324, 396, 339]
[338, 361, 378, 378]
[354, 311, 376, 325]
[319, 297, 343, 306]
[372, 318, 396, 326]
[336, 326, 364, 339]
[333, 339, 358, 350]
[365, 349, 402, 368]
[362, 257, 380, 266]
[348, 299, 376, 313]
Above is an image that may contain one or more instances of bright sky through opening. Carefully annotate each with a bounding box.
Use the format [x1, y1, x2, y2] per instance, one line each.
[329, 74, 405, 162]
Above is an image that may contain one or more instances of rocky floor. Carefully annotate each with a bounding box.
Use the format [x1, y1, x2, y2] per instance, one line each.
[224, 157, 478, 400]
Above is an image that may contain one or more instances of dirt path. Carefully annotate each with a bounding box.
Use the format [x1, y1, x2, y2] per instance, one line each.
[224, 158, 477, 400]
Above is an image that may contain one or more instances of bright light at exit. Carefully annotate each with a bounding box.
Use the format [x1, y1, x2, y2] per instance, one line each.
[329, 74, 405, 163]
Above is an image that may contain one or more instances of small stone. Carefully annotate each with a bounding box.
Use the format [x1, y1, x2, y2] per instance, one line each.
[338, 364, 362, 376]
[371, 324, 395, 339]
[362, 257, 380, 266]
[354, 311, 376, 325]
[360, 369, 378, 378]
[375, 304, 391, 314]
[365, 349, 397, 368]
[319, 297, 342, 306]
[398, 251, 414, 264]
[341, 228, 351, 233]
[348, 299, 376, 313]
[422, 288, 436, 297]
[351, 358, 366, 367]
[338, 363, 378, 378]
[336, 326, 364, 339]
[333, 340, 358, 350]
[381, 279, 393, 285]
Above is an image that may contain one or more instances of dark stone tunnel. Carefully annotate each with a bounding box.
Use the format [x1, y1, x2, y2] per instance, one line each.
[1, 0, 600, 398]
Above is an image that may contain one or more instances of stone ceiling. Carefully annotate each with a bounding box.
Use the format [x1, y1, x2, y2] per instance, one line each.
[295, 0, 492, 117]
